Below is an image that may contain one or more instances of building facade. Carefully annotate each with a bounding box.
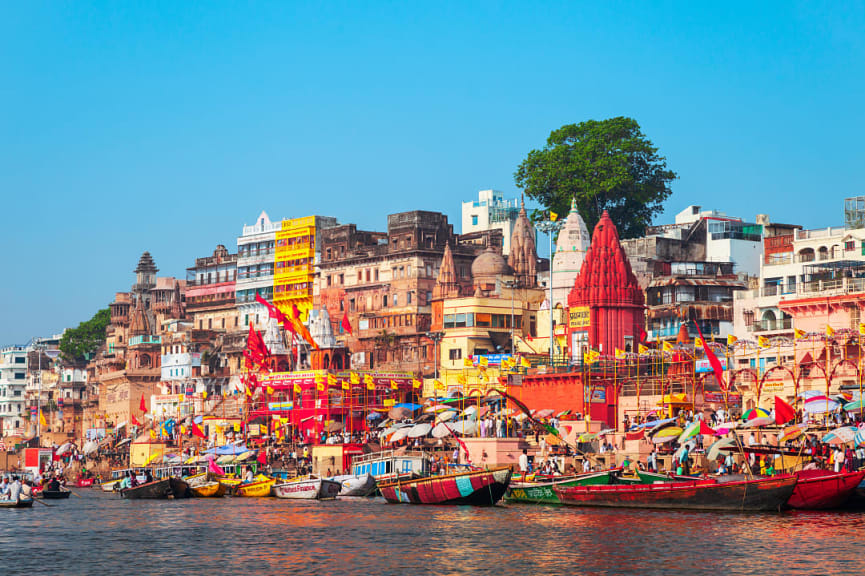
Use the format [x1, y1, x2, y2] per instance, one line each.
[461, 190, 522, 256]
[0, 347, 28, 436]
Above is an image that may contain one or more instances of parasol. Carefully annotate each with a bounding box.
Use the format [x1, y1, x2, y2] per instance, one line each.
[435, 410, 458, 423]
[843, 399, 865, 412]
[855, 427, 865, 447]
[803, 399, 841, 414]
[822, 426, 856, 444]
[544, 433, 564, 446]
[448, 420, 477, 436]
[407, 423, 432, 438]
[366, 412, 383, 421]
[577, 432, 597, 442]
[780, 422, 808, 443]
[707, 437, 736, 461]
[652, 426, 683, 441]
[82, 440, 99, 456]
[325, 421, 344, 433]
[389, 427, 412, 443]
[678, 421, 701, 444]
[388, 407, 414, 421]
[742, 407, 771, 421]
[741, 416, 774, 428]
[431, 422, 453, 438]
[55, 442, 74, 456]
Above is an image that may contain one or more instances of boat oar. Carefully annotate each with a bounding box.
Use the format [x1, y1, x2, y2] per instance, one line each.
[32, 498, 53, 507]
[67, 490, 82, 498]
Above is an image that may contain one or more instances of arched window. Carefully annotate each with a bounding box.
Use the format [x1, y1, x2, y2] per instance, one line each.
[818, 246, 829, 261]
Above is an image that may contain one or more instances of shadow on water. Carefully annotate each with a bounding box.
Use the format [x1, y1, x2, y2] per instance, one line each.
[1, 490, 863, 575]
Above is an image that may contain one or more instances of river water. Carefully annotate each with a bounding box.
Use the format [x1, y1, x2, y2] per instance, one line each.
[1, 490, 863, 575]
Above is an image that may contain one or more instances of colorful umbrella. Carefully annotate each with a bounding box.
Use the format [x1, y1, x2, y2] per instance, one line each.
[741, 416, 775, 428]
[822, 426, 856, 444]
[855, 427, 865, 447]
[557, 410, 572, 418]
[536, 409, 556, 418]
[578, 432, 597, 442]
[653, 426, 683, 440]
[780, 422, 808, 443]
[843, 399, 865, 412]
[742, 407, 771, 421]
[803, 399, 841, 414]
[678, 421, 701, 443]
[707, 437, 736, 461]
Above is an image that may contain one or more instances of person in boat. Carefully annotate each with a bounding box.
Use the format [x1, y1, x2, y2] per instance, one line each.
[47, 475, 61, 491]
[130, 472, 139, 488]
[244, 466, 254, 483]
[145, 470, 153, 484]
[21, 479, 32, 500]
[118, 473, 131, 491]
[8, 476, 21, 503]
[0, 477, 9, 499]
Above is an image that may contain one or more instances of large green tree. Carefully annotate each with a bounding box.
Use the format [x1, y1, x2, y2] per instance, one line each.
[514, 117, 676, 239]
[59, 308, 111, 362]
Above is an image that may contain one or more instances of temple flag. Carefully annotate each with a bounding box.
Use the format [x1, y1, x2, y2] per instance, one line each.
[39, 410, 46, 427]
[463, 357, 473, 368]
[266, 386, 275, 395]
[341, 380, 350, 391]
[191, 422, 207, 439]
[131, 413, 141, 427]
[794, 328, 806, 340]
[255, 292, 295, 334]
[614, 349, 626, 360]
[638, 344, 649, 354]
[341, 311, 353, 336]
[434, 380, 445, 391]
[693, 321, 727, 391]
[775, 396, 796, 425]
[390, 380, 399, 390]
[662, 341, 673, 352]
[140, 393, 147, 413]
[757, 336, 769, 348]
[583, 350, 600, 364]
[826, 325, 835, 337]
[520, 356, 531, 368]
[350, 372, 359, 384]
[859, 323, 865, 336]
[699, 420, 717, 436]
[327, 374, 337, 387]
[316, 381, 325, 392]
[208, 457, 224, 476]
[694, 337, 704, 349]
[412, 379, 422, 389]
[549, 211, 558, 222]
[293, 383, 302, 394]
[727, 334, 738, 346]
[291, 304, 320, 351]
[478, 356, 489, 367]
[202, 390, 208, 400]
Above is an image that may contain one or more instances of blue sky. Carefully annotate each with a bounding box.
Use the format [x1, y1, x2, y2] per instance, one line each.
[2, 2, 864, 345]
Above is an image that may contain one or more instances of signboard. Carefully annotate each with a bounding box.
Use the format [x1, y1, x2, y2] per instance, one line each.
[590, 387, 606, 403]
[248, 424, 261, 437]
[703, 392, 741, 405]
[569, 307, 590, 329]
[267, 401, 294, 411]
[695, 358, 728, 373]
[474, 354, 512, 366]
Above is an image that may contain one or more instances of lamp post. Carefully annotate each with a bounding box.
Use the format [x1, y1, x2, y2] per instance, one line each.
[425, 331, 444, 381]
[501, 280, 518, 355]
[535, 218, 565, 366]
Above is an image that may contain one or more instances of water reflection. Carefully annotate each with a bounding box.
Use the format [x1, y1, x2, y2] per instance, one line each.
[0, 491, 862, 575]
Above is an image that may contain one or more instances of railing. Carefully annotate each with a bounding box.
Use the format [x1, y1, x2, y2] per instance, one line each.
[797, 277, 865, 297]
[747, 318, 793, 332]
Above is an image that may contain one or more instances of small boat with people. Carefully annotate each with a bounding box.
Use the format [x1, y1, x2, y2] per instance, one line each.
[378, 466, 512, 505]
[273, 475, 342, 500]
[236, 476, 276, 497]
[40, 489, 72, 500]
[0, 498, 33, 508]
[190, 481, 227, 498]
[329, 473, 377, 497]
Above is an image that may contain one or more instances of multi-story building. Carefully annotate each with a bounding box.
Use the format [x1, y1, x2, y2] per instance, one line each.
[318, 211, 488, 375]
[0, 346, 28, 437]
[273, 215, 338, 321]
[235, 211, 280, 329]
[186, 244, 238, 332]
[462, 190, 522, 256]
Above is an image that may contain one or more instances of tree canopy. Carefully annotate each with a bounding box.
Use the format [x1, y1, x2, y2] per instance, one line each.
[514, 117, 676, 239]
[59, 308, 111, 363]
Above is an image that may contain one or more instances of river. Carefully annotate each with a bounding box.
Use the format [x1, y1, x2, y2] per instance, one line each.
[1, 490, 863, 575]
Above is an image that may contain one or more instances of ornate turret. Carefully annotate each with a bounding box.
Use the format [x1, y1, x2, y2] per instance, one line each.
[308, 308, 337, 349]
[568, 211, 645, 355]
[128, 299, 151, 336]
[508, 197, 537, 288]
[134, 251, 158, 292]
[552, 197, 591, 307]
[471, 245, 510, 297]
[432, 243, 461, 300]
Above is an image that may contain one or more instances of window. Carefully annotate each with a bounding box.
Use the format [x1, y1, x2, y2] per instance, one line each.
[339, 274, 344, 285]
[472, 215, 478, 226]
[393, 294, 399, 307]
[349, 298, 356, 312]
[14, 357, 25, 364]
[449, 349, 462, 360]
[382, 295, 388, 307]
[407, 292, 412, 304]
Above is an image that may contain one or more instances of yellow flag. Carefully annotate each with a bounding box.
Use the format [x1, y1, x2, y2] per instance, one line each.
[694, 338, 704, 349]
[758, 336, 769, 348]
[366, 378, 375, 391]
[266, 386, 274, 395]
[363, 374, 374, 384]
[550, 211, 558, 222]
[859, 323, 865, 336]
[149, 429, 157, 439]
[584, 350, 600, 364]
[638, 344, 649, 354]
[794, 328, 806, 340]
[727, 334, 738, 346]
[178, 394, 185, 402]
[390, 380, 399, 390]
[662, 341, 673, 352]
[350, 372, 360, 384]
[245, 385, 253, 397]
[315, 373, 325, 384]
[434, 380, 446, 391]
[202, 390, 208, 400]
[457, 374, 467, 385]
[316, 381, 325, 392]
[341, 380, 350, 391]
[327, 374, 337, 386]
[478, 356, 489, 367]
[412, 379, 422, 389]
[520, 356, 531, 368]
[615, 348, 626, 360]
[39, 410, 47, 427]
[463, 357, 473, 367]
[293, 382, 302, 394]
[383, 399, 395, 407]
[826, 325, 835, 337]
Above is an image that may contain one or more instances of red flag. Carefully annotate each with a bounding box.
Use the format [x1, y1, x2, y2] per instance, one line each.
[625, 430, 645, 441]
[291, 303, 320, 351]
[207, 456, 224, 476]
[774, 396, 796, 425]
[140, 393, 147, 414]
[255, 292, 296, 334]
[191, 422, 206, 439]
[341, 311, 353, 336]
[699, 420, 717, 436]
[131, 413, 142, 427]
[638, 327, 648, 343]
[692, 322, 727, 391]
[257, 450, 267, 466]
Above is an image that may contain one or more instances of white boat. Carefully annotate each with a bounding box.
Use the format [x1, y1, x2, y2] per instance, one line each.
[273, 475, 342, 500]
[350, 450, 430, 483]
[329, 473, 376, 497]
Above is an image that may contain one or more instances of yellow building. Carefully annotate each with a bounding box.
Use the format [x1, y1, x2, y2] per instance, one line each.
[273, 215, 337, 320]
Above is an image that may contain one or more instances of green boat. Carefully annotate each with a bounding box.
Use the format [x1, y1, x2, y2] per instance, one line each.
[505, 469, 678, 505]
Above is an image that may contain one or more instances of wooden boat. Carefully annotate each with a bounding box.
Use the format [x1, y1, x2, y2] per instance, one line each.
[190, 481, 227, 498]
[273, 475, 342, 500]
[507, 469, 682, 505]
[217, 476, 243, 495]
[100, 479, 123, 492]
[330, 473, 377, 497]
[41, 489, 71, 499]
[378, 466, 512, 505]
[554, 475, 798, 512]
[237, 477, 276, 497]
[0, 498, 33, 508]
[351, 450, 429, 483]
[120, 477, 190, 499]
[786, 469, 865, 510]
[76, 478, 95, 488]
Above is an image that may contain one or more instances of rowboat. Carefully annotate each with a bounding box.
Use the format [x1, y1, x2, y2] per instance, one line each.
[0, 498, 33, 508]
[41, 489, 71, 500]
[100, 479, 123, 492]
[273, 475, 342, 500]
[506, 469, 682, 505]
[120, 477, 190, 499]
[787, 469, 865, 510]
[237, 477, 276, 497]
[190, 481, 227, 498]
[555, 475, 798, 512]
[330, 473, 376, 497]
[378, 467, 512, 505]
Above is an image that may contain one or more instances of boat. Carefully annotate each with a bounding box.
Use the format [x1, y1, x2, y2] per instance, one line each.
[190, 481, 227, 498]
[506, 469, 685, 505]
[554, 475, 798, 512]
[41, 489, 72, 500]
[786, 469, 865, 510]
[100, 479, 123, 492]
[351, 450, 429, 482]
[0, 498, 33, 508]
[273, 475, 342, 500]
[236, 477, 276, 497]
[330, 473, 377, 497]
[378, 466, 512, 505]
[120, 477, 190, 499]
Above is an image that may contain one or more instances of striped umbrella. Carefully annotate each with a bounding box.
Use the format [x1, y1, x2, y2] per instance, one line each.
[678, 421, 701, 444]
[822, 426, 856, 444]
[742, 407, 771, 421]
[780, 423, 808, 443]
[854, 427, 865, 447]
[652, 427, 683, 444]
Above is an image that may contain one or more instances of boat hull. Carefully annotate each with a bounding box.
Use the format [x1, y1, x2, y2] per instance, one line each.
[555, 475, 797, 512]
[237, 478, 275, 497]
[121, 479, 174, 499]
[0, 498, 33, 508]
[331, 474, 377, 497]
[787, 469, 865, 510]
[41, 490, 71, 499]
[378, 467, 512, 506]
[190, 481, 227, 498]
[100, 480, 122, 492]
[506, 470, 681, 505]
[76, 478, 95, 488]
[274, 477, 342, 500]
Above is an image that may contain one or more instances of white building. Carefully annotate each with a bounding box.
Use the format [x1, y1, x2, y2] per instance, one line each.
[551, 198, 590, 307]
[462, 190, 521, 256]
[0, 346, 28, 436]
[236, 211, 280, 329]
[671, 205, 764, 278]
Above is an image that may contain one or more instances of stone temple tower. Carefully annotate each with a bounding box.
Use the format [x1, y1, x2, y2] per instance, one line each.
[552, 197, 591, 307]
[508, 197, 537, 288]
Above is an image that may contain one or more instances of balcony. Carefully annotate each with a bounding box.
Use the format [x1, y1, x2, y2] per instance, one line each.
[796, 277, 865, 297]
[747, 318, 793, 333]
[129, 335, 161, 346]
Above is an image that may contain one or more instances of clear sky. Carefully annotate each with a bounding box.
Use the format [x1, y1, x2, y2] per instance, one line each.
[2, 2, 864, 345]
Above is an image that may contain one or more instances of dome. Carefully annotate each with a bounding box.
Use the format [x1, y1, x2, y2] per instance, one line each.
[471, 246, 509, 280]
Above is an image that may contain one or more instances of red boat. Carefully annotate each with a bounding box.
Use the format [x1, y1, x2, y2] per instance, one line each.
[378, 467, 512, 505]
[554, 475, 797, 512]
[786, 469, 865, 510]
[76, 478, 95, 488]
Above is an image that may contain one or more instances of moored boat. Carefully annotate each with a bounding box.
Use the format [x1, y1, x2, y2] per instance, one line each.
[506, 469, 683, 505]
[120, 478, 174, 499]
[41, 489, 71, 500]
[237, 477, 276, 497]
[190, 481, 227, 498]
[378, 466, 512, 505]
[787, 469, 865, 510]
[330, 473, 376, 497]
[0, 498, 33, 508]
[100, 479, 123, 492]
[554, 475, 798, 512]
[273, 475, 342, 500]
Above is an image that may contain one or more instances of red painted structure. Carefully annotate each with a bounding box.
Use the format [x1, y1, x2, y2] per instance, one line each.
[568, 210, 644, 356]
[510, 372, 617, 426]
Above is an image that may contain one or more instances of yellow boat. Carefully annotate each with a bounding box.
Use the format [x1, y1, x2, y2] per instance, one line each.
[190, 481, 227, 498]
[237, 477, 276, 497]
